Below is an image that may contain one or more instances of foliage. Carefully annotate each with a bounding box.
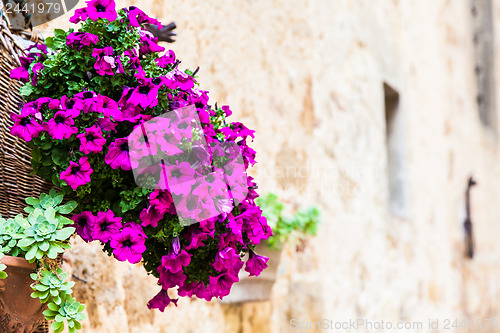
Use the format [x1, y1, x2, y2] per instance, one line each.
[43, 295, 86, 333]
[17, 190, 76, 263]
[30, 267, 75, 304]
[256, 193, 321, 250]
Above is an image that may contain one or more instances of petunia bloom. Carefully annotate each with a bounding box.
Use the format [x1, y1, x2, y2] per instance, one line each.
[77, 125, 106, 154]
[155, 50, 176, 68]
[72, 211, 96, 242]
[110, 226, 147, 264]
[139, 204, 165, 228]
[10, 109, 44, 142]
[90, 209, 122, 243]
[69, 8, 89, 24]
[66, 32, 99, 49]
[31, 62, 44, 85]
[161, 250, 191, 273]
[127, 6, 162, 29]
[85, 0, 117, 22]
[10, 57, 31, 82]
[105, 138, 132, 170]
[147, 289, 178, 311]
[93, 47, 116, 76]
[127, 82, 159, 109]
[60, 156, 94, 190]
[208, 272, 239, 298]
[162, 161, 196, 196]
[244, 250, 269, 277]
[46, 111, 78, 140]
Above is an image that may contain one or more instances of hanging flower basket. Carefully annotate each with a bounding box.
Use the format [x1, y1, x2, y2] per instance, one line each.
[2, 0, 273, 331]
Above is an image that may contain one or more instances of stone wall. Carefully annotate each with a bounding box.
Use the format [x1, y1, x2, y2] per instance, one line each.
[37, 0, 500, 332]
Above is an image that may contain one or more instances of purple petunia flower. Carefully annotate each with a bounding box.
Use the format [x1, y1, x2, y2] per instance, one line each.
[155, 50, 176, 68]
[213, 247, 244, 275]
[46, 111, 78, 140]
[31, 62, 44, 85]
[85, 0, 117, 22]
[244, 250, 269, 277]
[139, 32, 165, 55]
[123, 222, 147, 238]
[99, 95, 121, 118]
[110, 226, 147, 264]
[162, 161, 196, 196]
[170, 69, 195, 90]
[66, 32, 99, 49]
[184, 226, 208, 250]
[93, 47, 116, 76]
[90, 209, 122, 243]
[10, 57, 31, 82]
[10, 108, 44, 142]
[60, 156, 94, 190]
[77, 125, 106, 154]
[60, 95, 84, 117]
[147, 289, 178, 311]
[127, 82, 159, 109]
[105, 138, 132, 170]
[149, 190, 176, 215]
[72, 211, 96, 242]
[69, 8, 89, 24]
[161, 250, 191, 273]
[157, 267, 186, 289]
[208, 272, 239, 298]
[139, 204, 165, 228]
[127, 6, 162, 29]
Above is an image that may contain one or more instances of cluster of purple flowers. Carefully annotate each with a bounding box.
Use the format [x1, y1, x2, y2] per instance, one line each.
[9, 0, 271, 311]
[73, 210, 147, 264]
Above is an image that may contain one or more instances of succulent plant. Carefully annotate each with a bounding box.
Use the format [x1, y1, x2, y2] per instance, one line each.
[43, 295, 86, 333]
[14, 190, 77, 263]
[16, 208, 74, 262]
[0, 215, 23, 257]
[30, 267, 75, 304]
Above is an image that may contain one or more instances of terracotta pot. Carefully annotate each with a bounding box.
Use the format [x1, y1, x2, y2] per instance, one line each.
[220, 243, 283, 303]
[0, 255, 46, 333]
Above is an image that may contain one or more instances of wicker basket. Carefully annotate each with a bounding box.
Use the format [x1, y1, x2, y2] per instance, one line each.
[0, 6, 53, 333]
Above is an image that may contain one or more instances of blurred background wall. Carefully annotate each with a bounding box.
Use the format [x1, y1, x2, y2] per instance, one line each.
[38, 0, 500, 332]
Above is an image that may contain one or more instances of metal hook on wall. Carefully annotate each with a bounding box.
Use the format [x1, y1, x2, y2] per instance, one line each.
[464, 176, 477, 259]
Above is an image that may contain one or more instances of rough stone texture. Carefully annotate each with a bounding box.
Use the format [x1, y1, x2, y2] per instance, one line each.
[36, 0, 500, 332]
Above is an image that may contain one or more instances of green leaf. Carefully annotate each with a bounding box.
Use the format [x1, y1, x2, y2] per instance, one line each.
[51, 321, 63, 331]
[31, 148, 42, 162]
[57, 201, 78, 214]
[48, 302, 59, 311]
[47, 244, 62, 259]
[18, 237, 35, 248]
[55, 227, 75, 241]
[43, 308, 57, 317]
[25, 197, 39, 206]
[25, 244, 38, 261]
[35, 248, 44, 260]
[45, 207, 56, 222]
[19, 83, 33, 97]
[15, 214, 30, 229]
[0, 271, 7, 279]
[51, 148, 68, 166]
[39, 241, 50, 252]
[36, 284, 49, 291]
